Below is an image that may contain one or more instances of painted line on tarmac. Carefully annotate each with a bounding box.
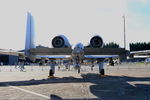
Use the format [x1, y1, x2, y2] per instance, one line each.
[6, 84, 50, 99]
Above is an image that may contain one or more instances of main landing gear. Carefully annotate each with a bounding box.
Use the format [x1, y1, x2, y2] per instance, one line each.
[98, 61, 107, 77]
[48, 69, 55, 78]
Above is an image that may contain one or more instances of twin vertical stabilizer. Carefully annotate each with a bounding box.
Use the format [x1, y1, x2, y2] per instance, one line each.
[25, 12, 36, 56]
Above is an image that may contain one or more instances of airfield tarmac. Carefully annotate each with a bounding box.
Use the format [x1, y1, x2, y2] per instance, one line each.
[0, 63, 150, 100]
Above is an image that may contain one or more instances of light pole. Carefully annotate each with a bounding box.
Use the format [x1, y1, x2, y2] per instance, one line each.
[123, 15, 126, 50]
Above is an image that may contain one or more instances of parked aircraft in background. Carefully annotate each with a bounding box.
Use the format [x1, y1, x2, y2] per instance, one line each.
[130, 50, 150, 58]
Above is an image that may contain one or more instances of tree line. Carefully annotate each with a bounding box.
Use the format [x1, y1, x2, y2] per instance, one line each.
[85, 42, 120, 48]
[85, 42, 150, 51]
[104, 42, 150, 51]
[130, 42, 150, 51]
[103, 42, 120, 48]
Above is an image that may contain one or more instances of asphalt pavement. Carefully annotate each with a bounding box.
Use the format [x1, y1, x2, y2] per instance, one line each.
[0, 63, 150, 100]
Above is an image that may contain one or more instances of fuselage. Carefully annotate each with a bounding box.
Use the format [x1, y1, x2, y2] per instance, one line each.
[72, 43, 84, 65]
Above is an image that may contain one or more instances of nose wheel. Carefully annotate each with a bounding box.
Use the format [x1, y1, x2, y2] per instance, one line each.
[74, 64, 81, 73]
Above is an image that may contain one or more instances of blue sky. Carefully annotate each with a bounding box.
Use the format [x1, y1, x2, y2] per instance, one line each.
[127, 0, 150, 29]
[0, 0, 149, 50]
[126, 0, 150, 45]
[128, 0, 150, 15]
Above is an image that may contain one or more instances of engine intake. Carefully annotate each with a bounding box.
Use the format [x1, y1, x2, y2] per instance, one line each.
[52, 35, 71, 48]
[90, 35, 103, 48]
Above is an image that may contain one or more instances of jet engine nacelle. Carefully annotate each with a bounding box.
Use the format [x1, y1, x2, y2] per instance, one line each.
[52, 35, 71, 48]
[90, 35, 104, 48]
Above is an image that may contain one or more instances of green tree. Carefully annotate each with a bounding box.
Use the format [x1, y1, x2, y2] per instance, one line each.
[104, 42, 120, 48]
[130, 42, 150, 51]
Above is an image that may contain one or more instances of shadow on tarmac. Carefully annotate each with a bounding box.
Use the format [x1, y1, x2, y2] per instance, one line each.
[0, 73, 150, 100]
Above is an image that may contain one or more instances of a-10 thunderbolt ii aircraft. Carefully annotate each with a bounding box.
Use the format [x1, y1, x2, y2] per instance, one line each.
[24, 12, 119, 77]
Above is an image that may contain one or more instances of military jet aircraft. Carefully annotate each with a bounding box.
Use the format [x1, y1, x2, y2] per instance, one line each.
[24, 12, 118, 77]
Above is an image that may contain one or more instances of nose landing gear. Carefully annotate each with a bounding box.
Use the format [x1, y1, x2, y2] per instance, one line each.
[74, 64, 81, 73]
[78, 68, 80, 73]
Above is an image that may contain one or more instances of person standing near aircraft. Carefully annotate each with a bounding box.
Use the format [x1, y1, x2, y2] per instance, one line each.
[109, 57, 114, 66]
[57, 59, 63, 71]
[0, 62, 3, 66]
[0, 61, 3, 72]
[65, 61, 71, 71]
[14, 62, 18, 69]
[20, 61, 25, 71]
[91, 61, 95, 71]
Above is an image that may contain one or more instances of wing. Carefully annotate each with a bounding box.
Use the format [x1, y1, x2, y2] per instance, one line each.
[130, 50, 150, 54]
[0, 49, 23, 56]
[29, 48, 72, 60]
[84, 48, 124, 60]
[85, 55, 118, 59]
[84, 48, 125, 55]
[36, 55, 71, 59]
[130, 50, 150, 58]
[29, 48, 72, 55]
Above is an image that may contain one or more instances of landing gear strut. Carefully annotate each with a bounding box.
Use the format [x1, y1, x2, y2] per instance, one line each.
[98, 60, 106, 77]
[48, 60, 56, 78]
[78, 69, 80, 73]
[48, 69, 54, 78]
[100, 69, 105, 75]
